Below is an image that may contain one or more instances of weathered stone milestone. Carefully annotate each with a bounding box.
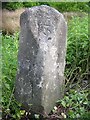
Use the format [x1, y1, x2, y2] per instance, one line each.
[15, 5, 67, 114]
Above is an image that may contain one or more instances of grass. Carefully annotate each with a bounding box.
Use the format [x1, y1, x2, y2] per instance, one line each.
[65, 15, 89, 89]
[2, 9, 25, 34]
[2, 15, 90, 119]
[2, 32, 20, 119]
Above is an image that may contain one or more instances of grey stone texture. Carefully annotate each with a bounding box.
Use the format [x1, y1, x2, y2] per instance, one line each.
[15, 5, 67, 114]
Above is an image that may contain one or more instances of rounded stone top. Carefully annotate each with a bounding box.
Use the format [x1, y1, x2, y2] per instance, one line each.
[21, 5, 65, 21]
[20, 5, 67, 41]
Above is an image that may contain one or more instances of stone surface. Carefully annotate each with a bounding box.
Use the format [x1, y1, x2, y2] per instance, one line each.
[15, 5, 67, 114]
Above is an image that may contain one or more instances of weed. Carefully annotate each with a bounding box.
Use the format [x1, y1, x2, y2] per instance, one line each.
[57, 89, 90, 118]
